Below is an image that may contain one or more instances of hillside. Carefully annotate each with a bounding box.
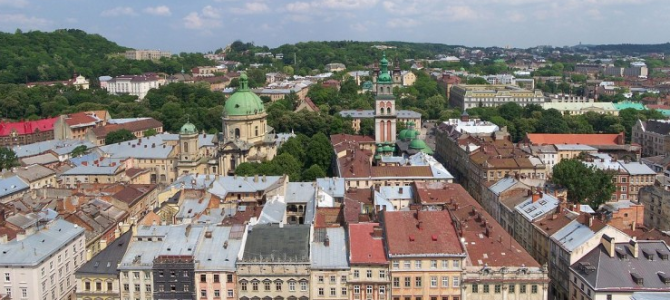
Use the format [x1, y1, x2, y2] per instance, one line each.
[0, 29, 213, 84]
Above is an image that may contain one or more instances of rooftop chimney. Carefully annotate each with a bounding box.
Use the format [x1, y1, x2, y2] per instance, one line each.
[372, 225, 383, 239]
[601, 234, 615, 258]
[532, 191, 542, 203]
[627, 239, 639, 258]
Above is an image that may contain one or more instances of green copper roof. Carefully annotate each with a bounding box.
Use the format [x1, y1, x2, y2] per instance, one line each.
[382, 145, 394, 152]
[224, 73, 265, 116]
[377, 52, 393, 84]
[180, 122, 197, 135]
[399, 128, 419, 141]
[409, 137, 433, 154]
[613, 101, 645, 110]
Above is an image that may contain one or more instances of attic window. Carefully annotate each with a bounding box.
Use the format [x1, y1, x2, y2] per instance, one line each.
[631, 273, 644, 285]
[657, 249, 669, 260]
[643, 249, 655, 261]
[659, 272, 670, 284]
[615, 248, 628, 259]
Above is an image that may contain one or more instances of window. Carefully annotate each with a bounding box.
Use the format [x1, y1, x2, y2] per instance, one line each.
[21, 288, 27, 298]
[318, 288, 324, 296]
[330, 276, 336, 283]
[276, 281, 282, 291]
[509, 284, 515, 293]
[134, 272, 140, 279]
[404, 277, 411, 287]
[201, 274, 207, 282]
[453, 260, 460, 268]
[289, 281, 295, 292]
[367, 285, 373, 295]
[393, 261, 400, 269]
[430, 276, 437, 287]
[214, 274, 220, 283]
[300, 281, 307, 291]
[367, 270, 373, 278]
[607, 295, 612, 300]
[319, 276, 324, 283]
[520, 285, 527, 293]
[4, 273, 9, 282]
[379, 286, 386, 295]
[96, 282, 102, 291]
[442, 260, 449, 268]
[495, 284, 501, 293]
[393, 277, 400, 288]
[264, 281, 271, 291]
[354, 270, 360, 278]
[379, 270, 386, 278]
[430, 260, 437, 268]
[404, 261, 411, 269]
[442, 277, 449, 287]
[227, 274, 233, 283]
[453, 277, 459, 288]
[85, 282, 91, 291]
[415, 277, 422, 287]
[227, 290, 233, 298]
[108, 282, 113, 291]
[252, 281, 258, 291]
[330, 288, 336, 296]
[531, 285, 538, 294]
[241, 282, 248, 291]
[201, 290, 207, 297]
[415, 260, 421, 269]
[341, 275, 347, 283]
[354, 285, 360, 294]
[124, 284, 129, 291]
[4, 289, 8, 297]
[134, 284, 140, 292]
[183, 271, 189, 277]
[342, 287, 347, 296]
[483, 284, 489, 293]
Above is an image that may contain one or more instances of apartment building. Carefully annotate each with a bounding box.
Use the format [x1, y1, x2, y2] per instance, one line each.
[103, 73, 166, 100]
[449, 84, 545, 109]
[348, 223, 390, 300]
[75, 230, 133, 300]
[124, 49, 171, 60]
[311, 227, 349, 300]
[632, 119, 670, 157]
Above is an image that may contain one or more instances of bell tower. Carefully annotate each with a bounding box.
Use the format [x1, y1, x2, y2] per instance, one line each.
[374, 52, 397, 144]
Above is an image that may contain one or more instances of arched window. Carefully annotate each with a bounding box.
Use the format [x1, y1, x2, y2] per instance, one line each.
[235, 128, 241, 139]
[255, 126, 259, 137]
[183, 142, 189, 153]
[387, 107, 391, 114]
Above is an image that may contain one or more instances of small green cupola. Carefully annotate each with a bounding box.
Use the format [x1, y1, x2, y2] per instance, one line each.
[224, 73, 265, 117]
[377, 52, 393, 84]
[180, 122, 197, 135]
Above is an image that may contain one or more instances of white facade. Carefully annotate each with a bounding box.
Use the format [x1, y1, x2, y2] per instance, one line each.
[0, 219, 86, 300]
[104, 75, 166, 100]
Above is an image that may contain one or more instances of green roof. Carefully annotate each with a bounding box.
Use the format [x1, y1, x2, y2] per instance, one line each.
[179, 122, 197, 135]
[377, 52, 393, 84]
[224, 73, 264, 116]
[398, 128, 419, 141]
[613, 101, 645, 111]
[409, 137, 433, 154]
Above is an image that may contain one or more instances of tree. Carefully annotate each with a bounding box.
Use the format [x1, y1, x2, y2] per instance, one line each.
[277, 136, 307, 166]
[0, 148, 19, 170]
[105, 129, 136, 145]
[271, 153, 302, 181]
[143, 128, 158, 137]
[302, 164, 326, 181]
[70, 145, 88, 158]
[552, 159, 615, 209]
[306, 132, 333, 173]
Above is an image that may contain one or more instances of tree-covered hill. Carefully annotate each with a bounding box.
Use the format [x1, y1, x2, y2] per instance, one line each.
[0, 29, 213, 84]
[585, 43, 670, 55]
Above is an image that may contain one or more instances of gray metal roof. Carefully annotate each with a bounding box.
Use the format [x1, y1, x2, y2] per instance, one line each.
[316, 177, 345, 198]
[620, 162, 656, 176]
[12, 139, 93, 158]
[208, 175, 283, 198]
[194, 226, 243, 271]
[257, 196, 286, 225]
[488, 177, 518, 195]
[99, 134, 176, 159]
[20, 153, 59, 165]
[551, 220, 595, 252]
[0, 175, 29, 198]
[339, 110, 421, 119]
[572, 241, 670, 291]
[241, 224, 311, 262]
[631, 292, 670, 300]
[76, 230, 133, 275]
[285, 182, 316, 203]
[0, 219, 85, 266]
[554, 144, 598, 151]
[311, 227, 349, 269]
[515, 193, 560, 221]
[120, 224, 203, 270]
[61, 165, 122, 176]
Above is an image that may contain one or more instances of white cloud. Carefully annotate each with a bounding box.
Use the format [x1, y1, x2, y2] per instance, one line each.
[286, 2, 313, 13]
[144, 6, 172, 16]
[350, 21, 375, 32]
[0, 0, 29, 8]
[230, 2, 270, 14]
[101, 7, 137, 17]
[320, 0, 378, 10]
[443, 5, 486, 22]
[183, 6, 225, 30]
[0, 13, 50, 27]
[386, 18, 419, 29]
[202, 5, 221, 18]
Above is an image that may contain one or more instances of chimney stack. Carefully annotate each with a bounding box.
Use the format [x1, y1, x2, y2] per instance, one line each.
[627, 239, 639, 258]
[372, 225, 383, 239]
[601, 234, 615, 258]
[532, 191, 542, 203]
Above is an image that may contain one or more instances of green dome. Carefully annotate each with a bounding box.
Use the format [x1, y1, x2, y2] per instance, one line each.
[399, 129, 419, 141]
[407, 121, 415, 126]
[377, 52, 393, 84]
[409, 137, 433, 154]
[224, 73, 264, 116]
[383, 145, 394, 152]
[180, 122, 197, 135]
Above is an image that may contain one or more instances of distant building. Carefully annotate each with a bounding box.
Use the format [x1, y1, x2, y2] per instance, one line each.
[26, 74, 90, 90]
[325, 63, 346, 72]
[103, 73, 166, 100]
[639, 177, 670, 231]
[542, 98, 618, 116]
[347, 223, 389, 300]
[75, 230, 133, 300]
[124, 49, 171, 60]
[632, 119, 670, 157]
[54, 110, 108, 140]
[86, 118, 163, 146]
[449, 84, 545, 109]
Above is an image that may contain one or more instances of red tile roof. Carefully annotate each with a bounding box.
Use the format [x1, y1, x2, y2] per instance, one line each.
[438, 184, 540, 267]
[525, 133, 624, 146]
[0, 117, 58, 136]
[90, 118, 162, 138]
[415, 182, 469, 204]
[349, 223, 388, 265]
[112, 184, 156, 206]
[382, 210, 465, 256]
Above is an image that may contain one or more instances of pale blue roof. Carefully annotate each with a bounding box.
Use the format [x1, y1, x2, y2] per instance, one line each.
[176, 198, 210, 220]
[99, 134, 175, 159]
[551, 220, 595, 252]
[489, 177, 518, 195]
[108, 117, 150, 124]
[208, 175, 283, 198]
[12, 139, 93, 158]
[0, 219, 84, 266]
[168, 174, 218, 191]
[316, 178, 345, 198]
[0, 176, 29, 198]
[339, 110, 421, 119]
[379, 186, 413, 200]
[515, 193, 560, 221]
[373, 190, 396, 211]
[120, 225, 204, 270]
[195, 226, 243, 271]
[311, 227, 349, 269]
[286, 182, 315, 203]
[61, 165, 122, 176]
[257, 196, 286, 225]
[620, 162, 656, 175]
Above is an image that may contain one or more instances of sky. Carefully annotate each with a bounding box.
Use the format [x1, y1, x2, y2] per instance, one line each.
[0, 0, 668, 53]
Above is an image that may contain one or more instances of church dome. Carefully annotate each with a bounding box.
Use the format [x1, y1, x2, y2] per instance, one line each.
[409, 137, 433, 155]
[377, 52, 393, 83]
[399, 129, 419, 141]
[224, 73, 264, 117]
[180, 122, 197, 135]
